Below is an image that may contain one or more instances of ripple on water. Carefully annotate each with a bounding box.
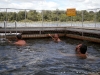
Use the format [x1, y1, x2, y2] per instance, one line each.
[0, 38, 100, 75]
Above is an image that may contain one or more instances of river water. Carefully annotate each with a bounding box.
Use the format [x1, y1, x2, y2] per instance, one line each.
[0, 22, 100, 28]
[0, 38, 100, 75]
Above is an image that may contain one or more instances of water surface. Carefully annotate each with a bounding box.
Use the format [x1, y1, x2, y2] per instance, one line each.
[0, 38, 100, 75]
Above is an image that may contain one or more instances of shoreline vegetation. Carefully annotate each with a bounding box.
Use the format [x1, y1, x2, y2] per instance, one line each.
[0, 10, 100, 22]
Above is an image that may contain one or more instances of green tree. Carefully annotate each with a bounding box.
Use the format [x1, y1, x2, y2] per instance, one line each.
[17, 11, 25, 21]
[27, 10, 39, 21]
[96, 11, 100, 22]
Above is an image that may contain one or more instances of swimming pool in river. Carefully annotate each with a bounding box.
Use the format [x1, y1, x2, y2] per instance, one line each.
[0, 38, 100, 75]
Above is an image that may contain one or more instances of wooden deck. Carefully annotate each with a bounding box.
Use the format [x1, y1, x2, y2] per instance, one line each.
[0, 26, 100, 34]
[0, 26, 100, 43]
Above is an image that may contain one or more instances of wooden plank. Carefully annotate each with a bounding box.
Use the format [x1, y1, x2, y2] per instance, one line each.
[66, 34, 100, 43]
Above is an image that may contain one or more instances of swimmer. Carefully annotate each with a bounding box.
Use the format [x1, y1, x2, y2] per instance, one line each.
[48, 34, 61, 42]
[7, 34, 27, 46]
[75, 44, 87, 59]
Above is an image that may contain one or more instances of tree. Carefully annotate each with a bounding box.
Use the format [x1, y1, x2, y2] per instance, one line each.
[17, 11, 25, 21]
[27, 10, 39, 21]
[0, 9, 99, 22]
[96, 11, 100, 22]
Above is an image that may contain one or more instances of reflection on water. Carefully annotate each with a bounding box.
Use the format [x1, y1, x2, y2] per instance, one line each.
[0, 38, 100, 75]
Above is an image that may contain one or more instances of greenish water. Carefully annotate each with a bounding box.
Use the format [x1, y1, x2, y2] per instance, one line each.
[0, 38, 100, 75]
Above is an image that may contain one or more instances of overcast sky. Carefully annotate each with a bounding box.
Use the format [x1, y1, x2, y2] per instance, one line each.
[0, 0, 100, 10]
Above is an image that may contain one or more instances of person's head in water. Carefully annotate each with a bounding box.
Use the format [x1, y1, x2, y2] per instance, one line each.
[48, 33, 61, 42]
[54, 34, 59, 39]
[80, 44, 87, 54]
[16, 34, 22, 40]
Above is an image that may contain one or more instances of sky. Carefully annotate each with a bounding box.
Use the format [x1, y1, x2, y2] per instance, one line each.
[0, 0, 100, 10]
